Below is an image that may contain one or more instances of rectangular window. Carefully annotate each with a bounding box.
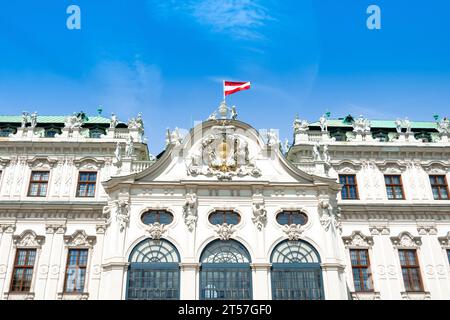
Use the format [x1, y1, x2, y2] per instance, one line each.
[76, 172, 97, 198]
[429, 175, 449, 200]
[64, 249, 88, 293]
[384, 175, 405, 200]
[398, 249, 423, 292]
[10, 249, 37, 292]
[350, 249, 373, 292]
[447, 250, 450, 265]
[339, 175, 359, 200]
[27, 171, 50, 197]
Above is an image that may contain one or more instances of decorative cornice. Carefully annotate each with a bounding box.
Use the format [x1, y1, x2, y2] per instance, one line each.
[390, 232, 422, 248]
[342, 231, 374, 247]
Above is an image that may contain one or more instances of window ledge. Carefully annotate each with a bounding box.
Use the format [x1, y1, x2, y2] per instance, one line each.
[4, 292, 35, 300]
[351, 291, 381, 300]
[57, 292, 89, 300]
[401, 291, 431, 300]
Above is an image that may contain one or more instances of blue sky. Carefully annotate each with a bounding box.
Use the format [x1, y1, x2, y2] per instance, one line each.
[1, 0, 450, 153]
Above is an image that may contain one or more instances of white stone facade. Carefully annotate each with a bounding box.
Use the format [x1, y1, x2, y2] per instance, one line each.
[0, 110, 449, 300]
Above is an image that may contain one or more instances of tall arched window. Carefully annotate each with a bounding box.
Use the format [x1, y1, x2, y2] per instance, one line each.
[271, 240, 324, 300]
[127, 239, 180, 300]
[199, 240, 252, 300]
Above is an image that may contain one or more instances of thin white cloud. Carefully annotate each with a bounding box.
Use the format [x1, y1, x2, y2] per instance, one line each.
[92, 60, 162, 119]
[148, 0, 274, 40]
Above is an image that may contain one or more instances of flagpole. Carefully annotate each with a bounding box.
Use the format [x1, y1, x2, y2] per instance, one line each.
[223, 80, 226, 103]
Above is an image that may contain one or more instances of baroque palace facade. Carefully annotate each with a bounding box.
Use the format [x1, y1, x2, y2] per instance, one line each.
[0, 104, 449, 300]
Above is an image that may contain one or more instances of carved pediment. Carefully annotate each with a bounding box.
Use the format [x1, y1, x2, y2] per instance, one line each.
[74, 157, 105, 170]
[186, 124, 261, 180]
[342, 231, 374, 247]
[390, 232, 422, 248]
[64, 230, 96, 247]
[333, 160, 362, 173]
[421, 161, 450, 174]
[13, 230, 45, 247]
[377, 161, 407, 174]
[26, 156, 58, 169]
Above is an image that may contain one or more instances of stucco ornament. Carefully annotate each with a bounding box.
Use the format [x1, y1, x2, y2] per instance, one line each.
[437, 117, 450, 135]
[215, 223, 235, 240]
[21, 112, 29, 128]
[319, 114, 328, 132]
[128, 113, 144, 130]
[110, 113, 118, 128]
[183, 193, 198, 232]
[318, 200, 342, 233]
[125, 136, 134, 158]
[186, 125, 261, 180]
[30, 112, 38, 128]
[104, 200, 130, 232]
[252, 201, 267, 231]
[353, 115, 371, 135]
[266, 130, 279, 147]
[147, 222, 165, 240]
[283, 224, 304, 241]
[293, 116, 309, 134]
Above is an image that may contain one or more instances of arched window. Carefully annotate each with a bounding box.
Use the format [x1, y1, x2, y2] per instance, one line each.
[271, 240, 324, 300]
[199, 240, 252, 300]
[127, 239, 180, 300]
[208, 210, 241, 225]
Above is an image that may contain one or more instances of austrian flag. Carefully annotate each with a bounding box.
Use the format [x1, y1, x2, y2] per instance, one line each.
[224, 81, 251, 97]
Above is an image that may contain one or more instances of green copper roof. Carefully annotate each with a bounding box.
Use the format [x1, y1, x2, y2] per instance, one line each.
[0, 115, 110, 124]
[309, 119, 439, 130]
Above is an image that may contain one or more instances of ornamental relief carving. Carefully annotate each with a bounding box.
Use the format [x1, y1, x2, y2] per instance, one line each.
[146, 222, 166, 240]
[183, 193, 198, 232]
[318, 200, 342, 233]
[390, 232, 422, 248]
[186, 125, 261, 181]
[283, 224, 304, 241]
[342, 231, 374, 247]
[215, 223, 235, 240]
[13, 230, 45, 247]
[64, 230, 96, 247]
[103, 200, 130, 232]
[252, 200, 267, 231]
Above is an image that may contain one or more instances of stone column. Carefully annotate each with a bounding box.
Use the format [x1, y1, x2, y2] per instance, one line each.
[251, 263, 271, 300]
[321, 263, 347, 300]
[0, 224, 16, 295]
[180, 263, 200, 300]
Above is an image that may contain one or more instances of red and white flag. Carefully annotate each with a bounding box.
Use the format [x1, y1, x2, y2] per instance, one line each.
[224, 81, 251, 97]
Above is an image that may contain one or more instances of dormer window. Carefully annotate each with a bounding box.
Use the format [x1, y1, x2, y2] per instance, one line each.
[45, 128, 61, 138]
[89, 128, 105, 139]
[0, 127, 15, 137]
